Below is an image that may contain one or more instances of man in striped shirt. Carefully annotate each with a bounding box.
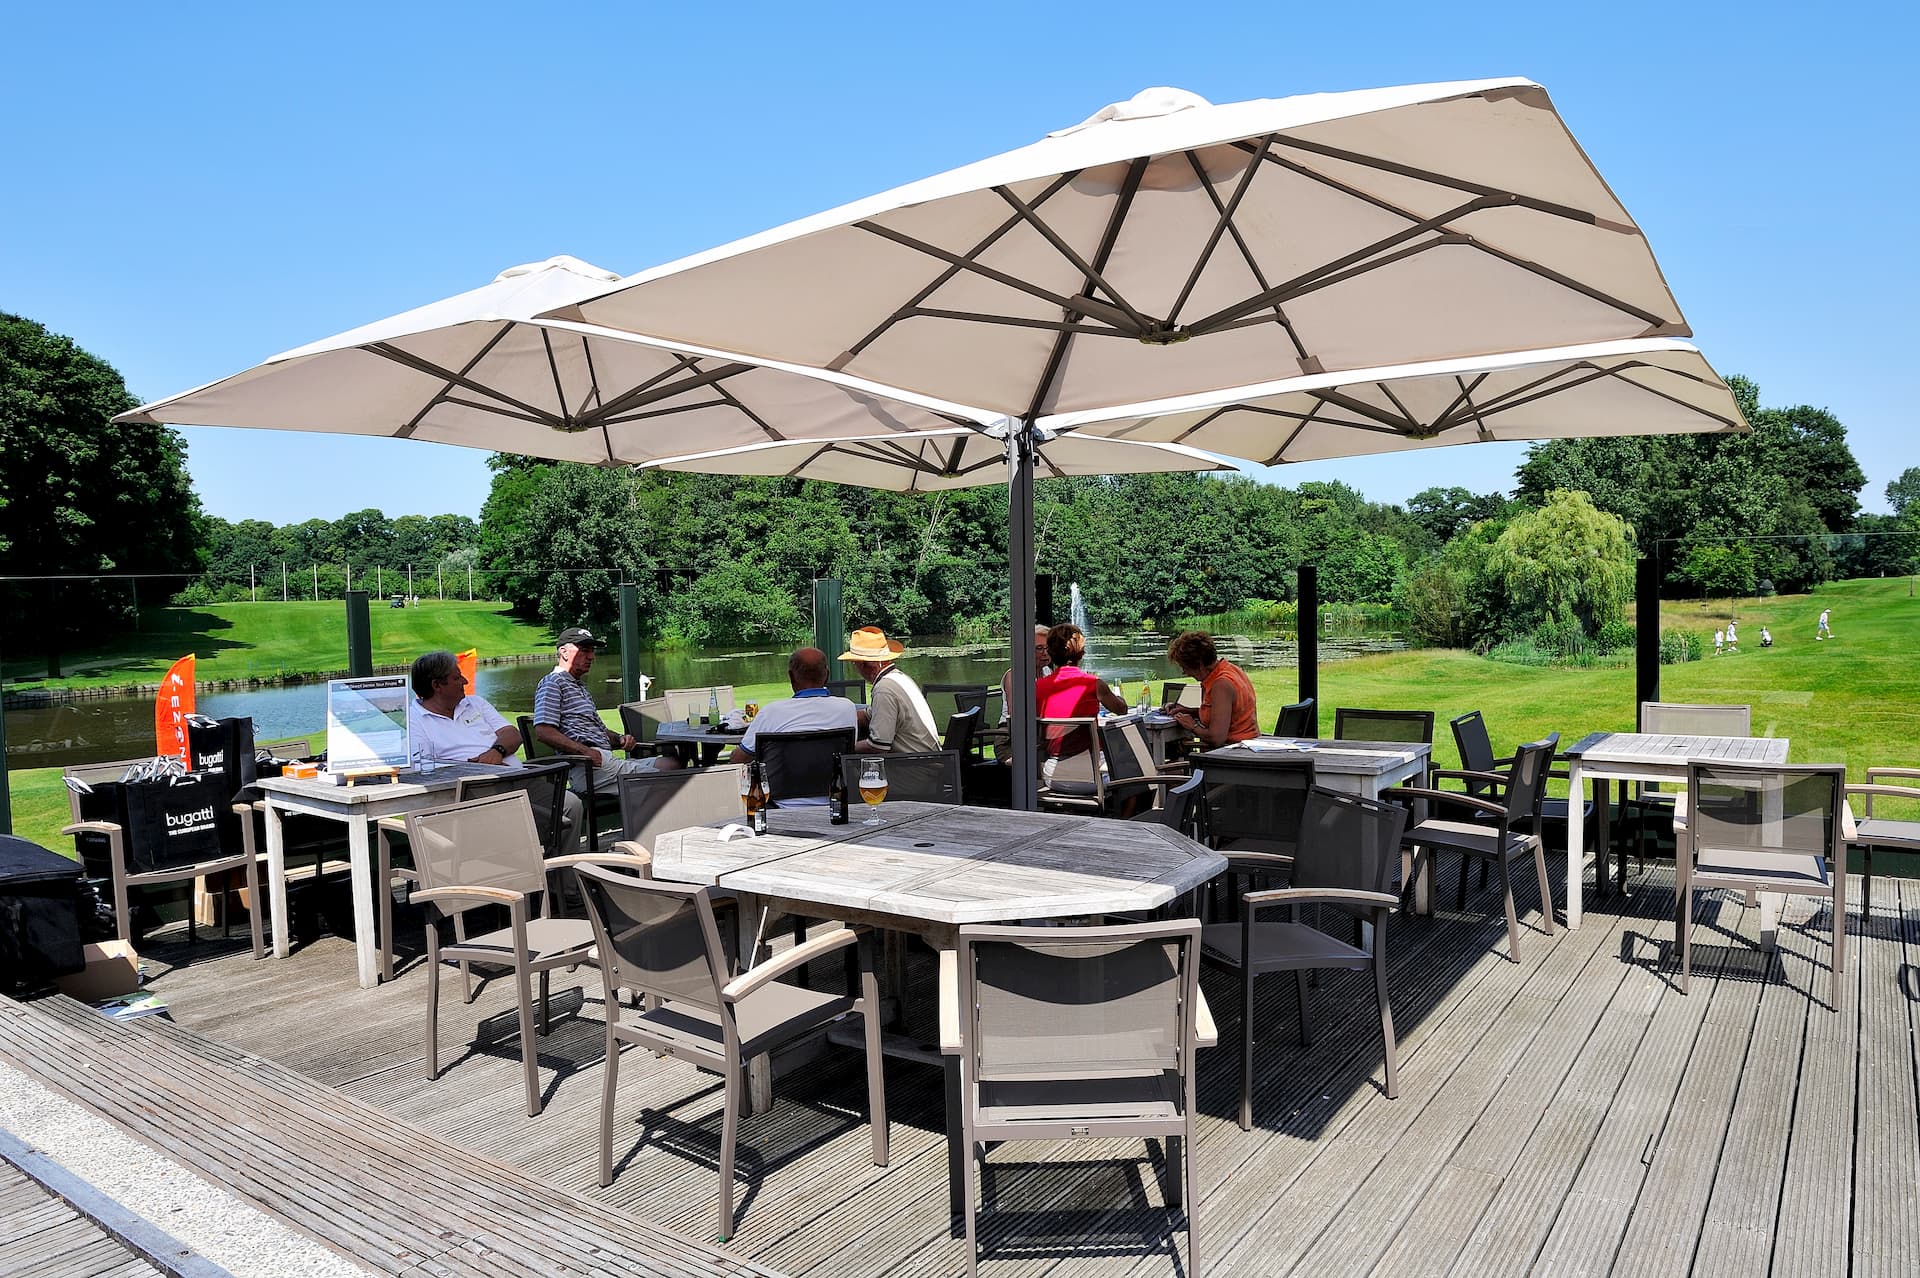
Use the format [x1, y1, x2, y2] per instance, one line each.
[533, 627, 677, 793]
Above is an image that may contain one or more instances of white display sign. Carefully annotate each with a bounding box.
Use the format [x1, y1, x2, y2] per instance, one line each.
[325, 676, 412, 773]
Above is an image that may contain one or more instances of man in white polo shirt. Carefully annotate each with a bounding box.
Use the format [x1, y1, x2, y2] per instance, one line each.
[730, 648, 859, 804]
[407, 649, 583, 848]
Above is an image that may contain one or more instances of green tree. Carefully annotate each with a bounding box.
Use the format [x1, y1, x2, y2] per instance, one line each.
[1405, 485, 1509, 546]
[1486, 490, 1634, 638]
[1886, 467, 1920, 518]
[0, 313, 203, 652]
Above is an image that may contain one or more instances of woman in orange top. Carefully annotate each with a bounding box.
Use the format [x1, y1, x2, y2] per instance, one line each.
[1165, 630, 1259, 746]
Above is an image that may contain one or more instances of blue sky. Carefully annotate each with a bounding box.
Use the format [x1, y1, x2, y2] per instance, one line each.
[4, 1, 1912, 523]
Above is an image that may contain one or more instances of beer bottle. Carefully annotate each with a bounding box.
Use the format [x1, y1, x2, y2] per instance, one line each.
[747, 760, 768, 836]
[828, 752, 849, 825]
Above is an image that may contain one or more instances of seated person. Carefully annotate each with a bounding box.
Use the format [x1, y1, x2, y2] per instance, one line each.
[1035, 623, 1128, 784]
[731, 647, 860, 805]
[532, 627, 678, 793]
[843, 627, 940, 754]
[408, 649, 584, 850]
[1000, 625, 1052, 722]
[1164, 630, 1259, 747]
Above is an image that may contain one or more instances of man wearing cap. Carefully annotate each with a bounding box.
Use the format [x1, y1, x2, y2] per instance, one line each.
[533, 627, 678, 793]
[844, 627, 941, 755]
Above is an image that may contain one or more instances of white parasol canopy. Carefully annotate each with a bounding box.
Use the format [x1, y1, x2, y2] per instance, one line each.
[638, 426, 1231, 491]
[1043, 339, 1746, 463]
[551, 80, 1700, 805]
[114, 256, 989, 460]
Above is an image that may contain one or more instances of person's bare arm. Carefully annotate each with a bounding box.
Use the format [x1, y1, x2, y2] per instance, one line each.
[1094, 677, 1129, 715]
[1194, 681, 1236, 747]
[493, 723, 522, 756]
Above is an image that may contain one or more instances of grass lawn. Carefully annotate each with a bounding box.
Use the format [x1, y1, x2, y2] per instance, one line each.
[2, 600, 559, 690]
[8, 578, 1914, 853]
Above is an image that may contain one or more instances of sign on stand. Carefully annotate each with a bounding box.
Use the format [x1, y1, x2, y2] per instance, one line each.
[325, 676, 412, 776]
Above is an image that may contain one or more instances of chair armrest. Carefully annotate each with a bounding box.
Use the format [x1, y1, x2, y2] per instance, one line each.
[375, 815, 408, 832]
[545, 852, 650, 872]
[609, 839, 651, 861]
[722, 927, 859, 1001]
[1222, 850, 1296, 872]
[1383, 786, 1508, 820]
[413, 885, 525, 909]
[1492, 753, 1517, 766]
[1243, 887, 1400, 911]
[61, 821, 121, 837]
[1866, 767, 1920, 781]
[1430, 768, 1508, 787]
[1193, 985, 1218, 1050]
[1845, 784, 1920, 802]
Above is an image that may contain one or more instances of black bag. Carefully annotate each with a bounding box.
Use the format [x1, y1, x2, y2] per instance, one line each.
[0, 835, 85, 993]
[189, 716, 258, 801]
[121, 772, 228, 873]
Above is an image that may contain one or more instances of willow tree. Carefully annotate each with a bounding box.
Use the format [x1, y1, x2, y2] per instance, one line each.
[1487, 489, 1634, 638]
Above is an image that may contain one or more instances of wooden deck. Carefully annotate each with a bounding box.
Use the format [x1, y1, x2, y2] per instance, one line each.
[18, 852, 1920, 1277]
[0, 1161, 164, 1278]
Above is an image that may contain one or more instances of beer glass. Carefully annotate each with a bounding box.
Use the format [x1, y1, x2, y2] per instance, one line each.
[858, 758, 888, 825]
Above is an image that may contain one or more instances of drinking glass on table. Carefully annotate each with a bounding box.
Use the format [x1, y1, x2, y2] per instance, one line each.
[858, 757, 888, 825]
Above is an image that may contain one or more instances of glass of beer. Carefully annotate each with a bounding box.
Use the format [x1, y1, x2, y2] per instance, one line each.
[858, 758, 888, 824]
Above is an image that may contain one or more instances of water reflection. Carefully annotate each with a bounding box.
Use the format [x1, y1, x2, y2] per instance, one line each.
[5, 627, 1404, 768]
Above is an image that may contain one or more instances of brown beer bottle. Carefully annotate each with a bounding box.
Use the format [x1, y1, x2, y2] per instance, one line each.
[747, 760, 768, 836]
[828, 752, 849, 824]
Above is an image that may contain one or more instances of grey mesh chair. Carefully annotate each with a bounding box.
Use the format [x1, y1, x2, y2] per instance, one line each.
[61, 758, 264, 959]
[1036, 716, 1106, 813]
[955, 920, 1206, 1278]
[1678, 762, 1847, 1002]
[942, 705, 982, 756]
[573, 864, 886, 1241]
[376, 760, 572, 983]
[663, 685, 738, 720]
[1333, 707, 1435, 745]
[1160, 680, 1188, 709]
[1273, 698, 1316, 737]
[615, 697, 672, 759]
[611, 764, 745, 866]
[518, 714, 624, 851]
[1844, 767, 1920, 917]
[757, 727, 857, 804]
[405, 791, 600, 1116]
[1451, 710, 1593, 848]
[1202, 787, 1407, 1129]
[1099, 720, 1191, 817]
[1136, 770, 1206, 837]
[1389, 737, 1558, 962]
[838, 750, 963, 804]
[1201, 756, 1315, 861]
[1630, 702, 1753, 860]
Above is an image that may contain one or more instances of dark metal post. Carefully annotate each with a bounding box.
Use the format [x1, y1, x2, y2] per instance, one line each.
[813, 578, 846, 686]
[1635, 554, 1661, 717]
[0, 635, 11, 835]
[619, 581, 642, 701]
[1034, 575, 1054, 628]
[1296, 565, 1319, 736]
[1008, 426, 1039, 810]
[345, 590, 372, 677]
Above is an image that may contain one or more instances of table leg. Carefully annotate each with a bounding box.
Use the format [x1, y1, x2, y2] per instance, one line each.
[1594, 779, 1614, 899]
[346, 816, 378, 990]
[1758, 893, 1782, 951]
[1566, 761, 1586, 930]
[265, 802, 290, 958]
[1413, 791, 1432, 915]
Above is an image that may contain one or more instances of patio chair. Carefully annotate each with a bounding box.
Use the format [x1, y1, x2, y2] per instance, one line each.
[942, 705, 982, 757]
[1451, 710, 1593, 850]
[839, 750, 963, 804]
[1035, 716, 1106, 814]
[614, 697, 672, 759]
[1333, 707, 1435, 745]
[955, 920, 1206, 1277]
[573, 864, 886, 1241]
[1388, 737, 1557, 962]
[663, 685, 738, 721]
[757, 727, 857, 804]
[1134, 770, 1206, 837]
[61, 758, 264, 959]
[1202, 786, 1407, 1128]
[1200, 756, 1315, 860]
[375, 761, 572, 983]
[1676, 761, 1847, 1002]
[1628, 702, 1753, 862]
[405, 791, 603, 1116]
[925, 683, 993, 725]
[1099, 719, 1193, 817]
[1843, 767, 1920, 917]
[518, 714, 623, 852]
[611, 764, 745, 868]
[1272, 698, 1316, 738]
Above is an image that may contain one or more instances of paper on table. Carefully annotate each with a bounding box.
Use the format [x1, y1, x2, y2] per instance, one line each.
[1242, 737, 1311, 752]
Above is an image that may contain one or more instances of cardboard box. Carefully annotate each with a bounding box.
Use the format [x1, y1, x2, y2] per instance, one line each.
[55, 940, 142, 1000]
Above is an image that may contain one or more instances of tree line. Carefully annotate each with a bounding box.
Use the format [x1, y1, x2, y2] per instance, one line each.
[5, 312, 1912, 664]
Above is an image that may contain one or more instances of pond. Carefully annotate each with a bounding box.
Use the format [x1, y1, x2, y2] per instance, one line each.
[4, 626, 1406, 770]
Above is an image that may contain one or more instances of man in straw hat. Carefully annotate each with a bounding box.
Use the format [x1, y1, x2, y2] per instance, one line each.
[843, 626, 940, 755]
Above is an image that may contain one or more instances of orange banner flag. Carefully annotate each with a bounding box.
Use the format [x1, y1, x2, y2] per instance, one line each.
[155, 653, 196, 762]
[456, 648, 477, 690]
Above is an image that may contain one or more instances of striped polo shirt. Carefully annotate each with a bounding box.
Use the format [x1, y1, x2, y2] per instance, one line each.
[533, 668, 612, 749]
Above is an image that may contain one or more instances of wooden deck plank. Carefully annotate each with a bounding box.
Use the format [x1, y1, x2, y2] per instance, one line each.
[0, 1164, 163, 1278]
[1847, 877, 1920, 1278]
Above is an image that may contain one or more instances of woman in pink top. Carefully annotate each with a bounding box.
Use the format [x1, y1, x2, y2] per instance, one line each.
[1034, 623, 1128, 778]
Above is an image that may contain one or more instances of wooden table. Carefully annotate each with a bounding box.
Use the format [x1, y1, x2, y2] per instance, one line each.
[653, 801, 1224, 1199]
[257, 764, 503, 988]
[1562, 731, 1790, 930]
[653, 720, 746, 765]
[1197, 736, 1435, 909]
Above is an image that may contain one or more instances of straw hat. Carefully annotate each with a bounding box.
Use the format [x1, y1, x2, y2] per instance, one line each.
[840, 627, 907, 662]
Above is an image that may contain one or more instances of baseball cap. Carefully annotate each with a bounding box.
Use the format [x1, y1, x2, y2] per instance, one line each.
[555, 627, 600, 649]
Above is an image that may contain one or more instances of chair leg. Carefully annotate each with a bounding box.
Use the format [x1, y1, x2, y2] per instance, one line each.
[961, 1133, 980, 1278]
[792, 916, 810, 989]
[424, 925, 441, 1080]
[860, 934, 888, 1167]
[539, 969, 552, 1037]
[599, 1020, 620, 1187]
[1532, 842, 1556, 936]
[1239, 967, 1255, 1132]
[1497, 855, 1522, 962]
[243, 850, 264, 960]
[1295, 968, 1313, 1045]
[1376, 943, 1399, 1100]
[1478, 859, 1489, 890]
[719, 1062, 742, 1241]
[515, 962, 541, 1117]
[1677, 889, 1692, 995]
[377, 831, 395, 983]
[1457, 853, 1471, 911]
[454, 913, 475, 1002]
[1164, 1134, 1182, 1206]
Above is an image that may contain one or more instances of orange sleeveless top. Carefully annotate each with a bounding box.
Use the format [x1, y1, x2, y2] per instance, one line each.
[1200, 660, 1259, 743]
